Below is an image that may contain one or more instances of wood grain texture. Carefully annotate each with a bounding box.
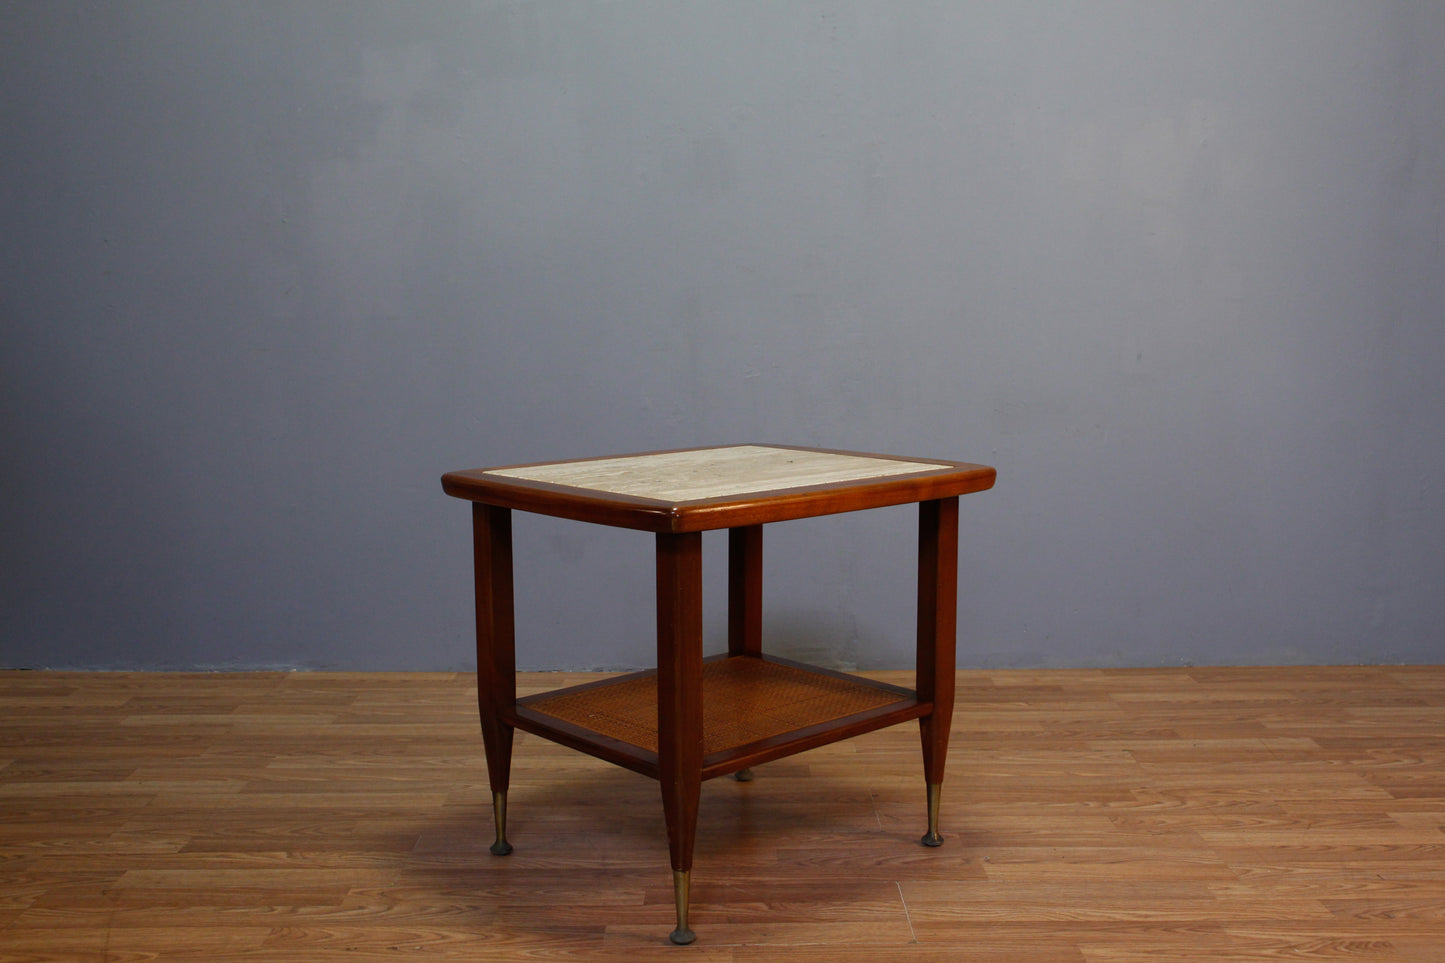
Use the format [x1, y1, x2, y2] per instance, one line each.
[519, 656, 915, 757]
[3, 666, 1444, 960]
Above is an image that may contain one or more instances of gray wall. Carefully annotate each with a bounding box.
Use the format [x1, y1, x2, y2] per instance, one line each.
[4, 1, 1443, 671]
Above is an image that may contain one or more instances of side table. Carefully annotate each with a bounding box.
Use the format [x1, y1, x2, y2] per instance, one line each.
[441, 444, 996, 944]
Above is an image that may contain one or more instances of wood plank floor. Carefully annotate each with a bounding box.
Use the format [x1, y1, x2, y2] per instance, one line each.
[2, 666, 1443, 961]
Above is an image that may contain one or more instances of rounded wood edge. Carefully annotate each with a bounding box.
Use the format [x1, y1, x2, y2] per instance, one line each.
[442, 460, 997, 534]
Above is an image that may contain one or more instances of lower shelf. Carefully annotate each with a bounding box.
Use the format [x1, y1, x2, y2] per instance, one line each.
[512, 654, 929, 779]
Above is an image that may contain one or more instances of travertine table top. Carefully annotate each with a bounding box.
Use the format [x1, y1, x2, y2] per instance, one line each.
[488, 445, 948, 503]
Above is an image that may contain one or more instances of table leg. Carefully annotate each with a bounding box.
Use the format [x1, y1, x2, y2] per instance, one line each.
[916, 497, 958, 847]
[728, 524, 763, 658]
[728, 524, 763, 783]
[656, 531, 704, 945]
[473, 504, 517, 856]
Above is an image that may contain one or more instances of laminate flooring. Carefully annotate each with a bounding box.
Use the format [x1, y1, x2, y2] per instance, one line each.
[2, 666, 1443, 961]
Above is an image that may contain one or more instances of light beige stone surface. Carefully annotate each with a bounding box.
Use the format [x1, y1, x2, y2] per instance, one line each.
[489, 445, 947, 503]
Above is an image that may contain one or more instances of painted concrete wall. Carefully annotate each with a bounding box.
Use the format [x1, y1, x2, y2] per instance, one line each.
[4, 2, 1443, 670]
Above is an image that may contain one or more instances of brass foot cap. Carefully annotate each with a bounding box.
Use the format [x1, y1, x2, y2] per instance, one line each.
[669, 927, 696, 945]
[489, 840, 513, 856]
[920, 831, 943, 848]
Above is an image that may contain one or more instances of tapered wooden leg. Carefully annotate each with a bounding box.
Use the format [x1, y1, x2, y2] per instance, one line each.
[727, 525, 763, 788]
[473, 504, 517, 856]
[728, 525, 763, 658]
[657, 531, 703, 945]
[916, 497, 958, 847]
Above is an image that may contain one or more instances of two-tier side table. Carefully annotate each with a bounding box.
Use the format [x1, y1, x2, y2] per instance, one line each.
[441, 444, 996, 944]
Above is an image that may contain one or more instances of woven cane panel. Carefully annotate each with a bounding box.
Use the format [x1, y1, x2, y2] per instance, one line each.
[526, 658, 907, 755]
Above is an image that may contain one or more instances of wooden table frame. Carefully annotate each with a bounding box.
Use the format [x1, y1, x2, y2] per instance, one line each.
[443, 445, 995, 945]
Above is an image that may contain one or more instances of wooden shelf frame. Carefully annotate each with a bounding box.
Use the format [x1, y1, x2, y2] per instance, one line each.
[513, 653, 928, 781]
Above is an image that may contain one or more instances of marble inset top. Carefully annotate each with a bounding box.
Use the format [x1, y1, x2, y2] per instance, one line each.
[488, 445, 949, 503]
